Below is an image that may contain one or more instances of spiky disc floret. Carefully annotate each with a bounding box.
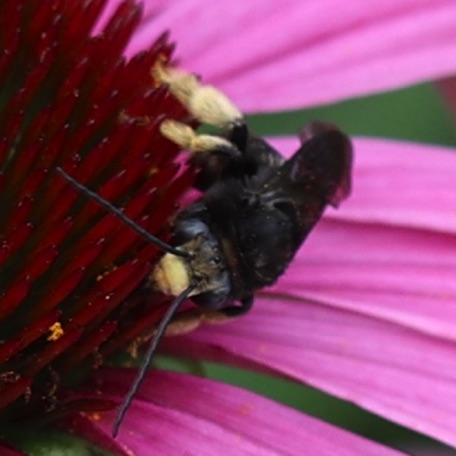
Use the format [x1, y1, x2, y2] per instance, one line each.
[0, 0, 196, 421]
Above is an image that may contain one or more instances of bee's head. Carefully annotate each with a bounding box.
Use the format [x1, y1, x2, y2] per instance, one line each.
[152, 218, 231, 310]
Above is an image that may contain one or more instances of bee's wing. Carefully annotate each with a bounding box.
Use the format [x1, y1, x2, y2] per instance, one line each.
[282, 121, 353, 207]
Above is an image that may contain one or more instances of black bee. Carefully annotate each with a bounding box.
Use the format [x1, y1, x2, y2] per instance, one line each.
[57, 66, 352, 436]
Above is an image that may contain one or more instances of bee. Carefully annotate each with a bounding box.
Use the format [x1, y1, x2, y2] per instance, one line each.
[57, 65, 353, 436]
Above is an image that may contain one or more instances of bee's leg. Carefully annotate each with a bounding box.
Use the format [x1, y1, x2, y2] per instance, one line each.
[154, 64, 247, 156]
[154, 63, 251, 188]
[224, 119, 248, 154]
[220, 294, 254, 317]
[154, 62, 247, 155]
[153, 63, 244, 130]
[160, 119, 244, 190]
[159, 119, 240, 158]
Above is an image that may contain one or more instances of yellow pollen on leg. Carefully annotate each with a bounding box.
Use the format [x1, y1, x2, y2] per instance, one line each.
[152, 63, 200, 107]
[152, 253, 191, 297]
[160, 120, 234, 153]
[189, 85, 243, 128]
[152, 63, 243, 128]
[159, 120, 195, 150]
[47, 322, 64, 341]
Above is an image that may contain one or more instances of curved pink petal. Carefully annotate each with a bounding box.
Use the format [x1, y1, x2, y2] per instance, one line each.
[160, 136, 456, 447]
[165, 292, 456, 449]
[126, 0, 456, 112]
[76, 368, 404, 456]
[284, 219, 456, 340]
[338, 138, 455, 234]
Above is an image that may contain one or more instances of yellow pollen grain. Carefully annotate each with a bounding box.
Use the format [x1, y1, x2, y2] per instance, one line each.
[96, 265, 118, 282]
[118, 110, 151, 127]
[148, 165, 159, 177]
[47, 322, 64, 341]
[88, 412, 102, 422]
[239, 403, 252, 416]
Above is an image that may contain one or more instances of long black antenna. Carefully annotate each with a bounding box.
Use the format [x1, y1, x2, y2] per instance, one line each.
[112, 285, 195, 437]
[56, 167, 190, 258]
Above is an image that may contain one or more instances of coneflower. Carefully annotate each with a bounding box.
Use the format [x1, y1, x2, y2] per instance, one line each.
[2, 1, 456, 455]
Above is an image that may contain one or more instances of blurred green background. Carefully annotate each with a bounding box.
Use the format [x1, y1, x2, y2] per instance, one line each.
[160, 82, 456, 455]
[249, 82, 456, 146]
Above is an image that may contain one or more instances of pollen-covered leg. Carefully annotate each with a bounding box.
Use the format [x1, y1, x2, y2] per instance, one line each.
[164, 307, 235, 336]
[159, 119, 244, 190]
[154, 64, 249, 188]
[153, 63, 244, 129]
[160, 119, 239, 155]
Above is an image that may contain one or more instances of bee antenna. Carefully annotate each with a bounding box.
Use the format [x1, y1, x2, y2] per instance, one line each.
[112, 285, 195, 437]
[56, 167, 190, 259]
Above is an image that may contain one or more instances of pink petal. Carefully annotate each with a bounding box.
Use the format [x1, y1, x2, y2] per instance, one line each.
[77, 368, 403, 456]
[339, 138, 456, 234]
[131, 0, 456, 111]
[282, 219, 456, 340]
[166, 293, 456, 449]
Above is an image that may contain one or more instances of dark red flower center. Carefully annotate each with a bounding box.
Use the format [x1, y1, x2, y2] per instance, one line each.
[0, 0, 195, 424]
